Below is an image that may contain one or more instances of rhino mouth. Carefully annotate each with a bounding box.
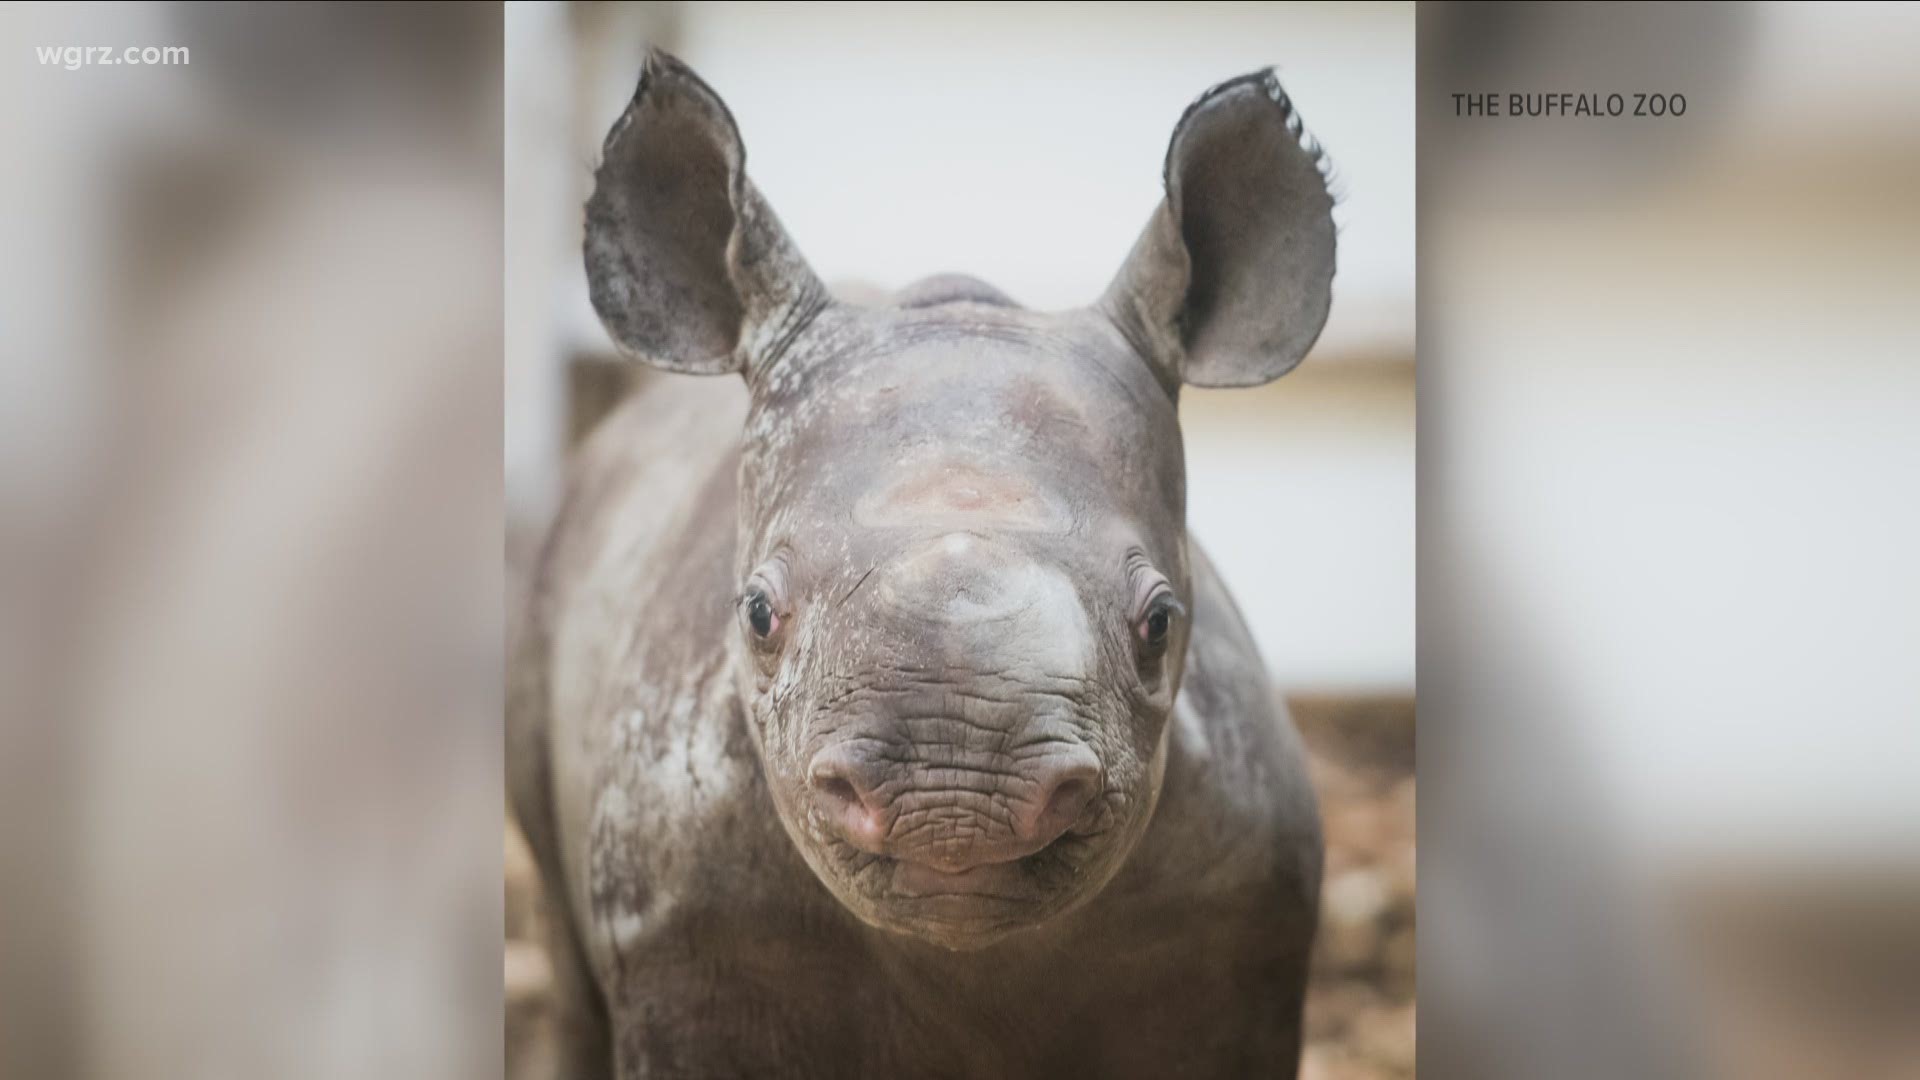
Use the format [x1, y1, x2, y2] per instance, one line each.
[892, 859, 1034, 901]
[790, 799, 1134, 949]
[885, 833, 1088, 902]
[798, 757, 1135, 944]
[855, 826, 1111, 929]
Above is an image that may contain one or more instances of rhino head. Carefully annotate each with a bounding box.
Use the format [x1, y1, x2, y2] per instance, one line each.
[584, 51, 1333, 950]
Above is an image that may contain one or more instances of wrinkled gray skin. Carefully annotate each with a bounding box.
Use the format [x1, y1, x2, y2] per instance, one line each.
[510, 50, 1333, 1079]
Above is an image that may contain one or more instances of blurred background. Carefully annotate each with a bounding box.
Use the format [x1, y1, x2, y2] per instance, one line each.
[0, 3, 503, 1079]
[1419, 3, 1920, 1078]
[504, 4, 1413, 1079]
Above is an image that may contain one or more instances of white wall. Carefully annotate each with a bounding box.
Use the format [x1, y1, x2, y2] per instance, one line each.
[561, 2, 1414, 362]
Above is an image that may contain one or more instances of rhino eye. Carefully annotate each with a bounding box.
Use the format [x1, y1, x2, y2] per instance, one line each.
[1138, 594, 1182, 652]
[745, 591, 778, 638]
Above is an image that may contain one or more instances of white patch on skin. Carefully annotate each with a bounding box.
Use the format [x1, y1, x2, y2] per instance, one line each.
[643, 689, 737, 803]
[1172, 687, 1212, 765]
[587, 782, 634, 922]
[607, 909, 648, 953]
[593, 782, 630, 826]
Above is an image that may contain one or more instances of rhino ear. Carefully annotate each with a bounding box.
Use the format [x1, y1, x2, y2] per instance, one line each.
[585, 50, 825, 377]
[1103, 70, 1336, 391]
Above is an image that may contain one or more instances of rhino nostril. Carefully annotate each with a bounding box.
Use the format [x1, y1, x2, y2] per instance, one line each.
[1048, 778, 1092, 817]
[1027, 770, 1100, 846]
[817, 775, 860, 809]
[809, 755, 889, 853]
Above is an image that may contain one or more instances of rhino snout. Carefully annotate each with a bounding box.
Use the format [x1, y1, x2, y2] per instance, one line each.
[808, 742, 1101, 872]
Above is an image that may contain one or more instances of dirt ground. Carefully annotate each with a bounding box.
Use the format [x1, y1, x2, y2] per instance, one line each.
[506, 694, 1415, 1079]
[1292, 696, 1417, 1080]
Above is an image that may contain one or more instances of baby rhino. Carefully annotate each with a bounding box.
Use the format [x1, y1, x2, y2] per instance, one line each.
[510, 50, 1332, 1079]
